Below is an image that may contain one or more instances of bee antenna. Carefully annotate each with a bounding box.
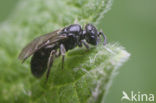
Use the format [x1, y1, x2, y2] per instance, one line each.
[99, 30, 107, 45]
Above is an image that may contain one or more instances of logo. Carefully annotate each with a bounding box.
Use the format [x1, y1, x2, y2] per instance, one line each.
[121, 91, 155, 102]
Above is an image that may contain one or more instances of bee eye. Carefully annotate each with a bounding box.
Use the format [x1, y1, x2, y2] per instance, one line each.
[91, 35, 95, 38]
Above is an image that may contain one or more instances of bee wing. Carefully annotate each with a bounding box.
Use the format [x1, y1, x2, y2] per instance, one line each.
[18, 29, 66, 62]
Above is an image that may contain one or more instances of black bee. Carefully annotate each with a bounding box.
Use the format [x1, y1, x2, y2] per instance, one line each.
[18, 24, 106, 80]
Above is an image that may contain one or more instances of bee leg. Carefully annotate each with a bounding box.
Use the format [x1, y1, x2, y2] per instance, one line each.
[55, 49, 61, 57]
[81, 40, 90, 50]
[46, 50, 56, 81]
[78, 42, 82, 47]
[60, 44, 66, 69]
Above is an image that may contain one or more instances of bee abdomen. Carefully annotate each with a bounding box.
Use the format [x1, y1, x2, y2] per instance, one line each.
[30, 48, 51, 78]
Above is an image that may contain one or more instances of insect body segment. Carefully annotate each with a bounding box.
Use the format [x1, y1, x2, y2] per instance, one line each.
[60, 24, 83, 50]
[18, 23, 107, 80]
[30, 47, 52, 78]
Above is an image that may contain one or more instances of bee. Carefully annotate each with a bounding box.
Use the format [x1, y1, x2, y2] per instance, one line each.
[18, 24, 107, 80]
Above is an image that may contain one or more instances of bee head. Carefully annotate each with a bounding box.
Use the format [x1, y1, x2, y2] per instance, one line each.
[84, 24, 100, 45]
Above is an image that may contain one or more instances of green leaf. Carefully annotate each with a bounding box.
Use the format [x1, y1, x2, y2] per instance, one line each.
[0, 0, 130, 103]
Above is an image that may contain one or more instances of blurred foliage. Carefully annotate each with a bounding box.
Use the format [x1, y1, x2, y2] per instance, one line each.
[0, 0, 130, 103]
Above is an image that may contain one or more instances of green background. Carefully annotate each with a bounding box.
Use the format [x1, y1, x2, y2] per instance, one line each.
[102, 0, 156, 102]
[0, 0, 155, 103]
